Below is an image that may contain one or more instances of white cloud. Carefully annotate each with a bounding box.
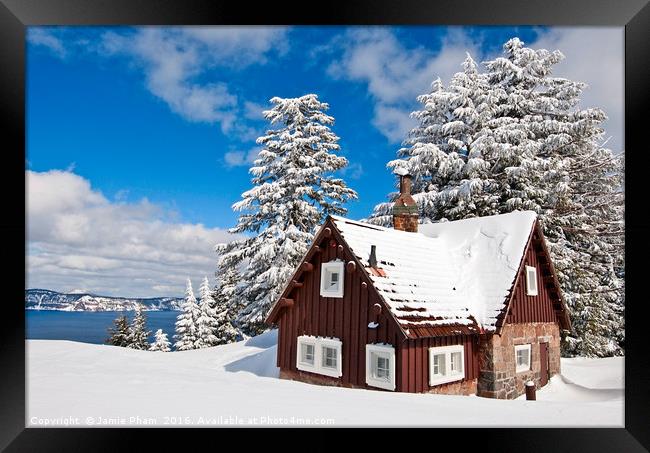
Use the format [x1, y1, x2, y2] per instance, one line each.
[372, 105, 418, 144]
[26, 170, 238, 297]
[341, 162, 364, 180]
[243, 101, 268, 121]
[101, 28, 241, 130]
[99, 27, 289, 133]
[181, 26, 289, 63]
[329, 28, 482, 143]
[224, 147, 261, 167]
[530, 27, 624, 152]
[329, 27, 623, 151]
[27, 28, 67, 58]
[29, 26, 289, 137]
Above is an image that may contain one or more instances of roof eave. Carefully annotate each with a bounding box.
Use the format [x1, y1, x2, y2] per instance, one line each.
[264, 217, 334, 326]
[328, 218, 410, 341]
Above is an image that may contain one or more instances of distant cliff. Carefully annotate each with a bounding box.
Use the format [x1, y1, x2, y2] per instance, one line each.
[25, 289, 183, 311]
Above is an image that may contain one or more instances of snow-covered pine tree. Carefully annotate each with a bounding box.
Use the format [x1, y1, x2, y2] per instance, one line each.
[211, 265, 241, 344]
[370, 38, 624, 357]
[215, 94, 358, 335]
[195, 276, 219, 348]
[481, 37, 624, 357]
[149, 329, 171, 352]
[106, 314, 131, 347]
[369, 54, 497, 225]
[174, 278, 201, 351]
[127, 303, 151, 350]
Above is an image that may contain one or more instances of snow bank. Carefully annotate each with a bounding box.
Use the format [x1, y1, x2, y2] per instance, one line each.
[517, 356, 624, 403]
[27, 332, 623, 427]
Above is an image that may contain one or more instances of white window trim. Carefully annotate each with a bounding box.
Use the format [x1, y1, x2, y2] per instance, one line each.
[296, 335, 343, 378]
[320, 260, 345, 298]
[428, 344, 465, 387]
[296, 335, 318, 373]
[319, 337, 343, 378]
[525, 265, 538, 296]
[515, 344, 532, 373]
[365, 343, 396, 391]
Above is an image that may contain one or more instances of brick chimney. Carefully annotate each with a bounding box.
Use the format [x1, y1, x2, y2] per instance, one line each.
[392, 168, 418, 233]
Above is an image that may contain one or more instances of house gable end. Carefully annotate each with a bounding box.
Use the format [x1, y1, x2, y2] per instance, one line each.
[495, 220, 571, 333]
[265, 217, 409, 341]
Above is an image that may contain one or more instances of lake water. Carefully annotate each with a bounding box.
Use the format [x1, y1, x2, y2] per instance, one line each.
[26, 310, 179, 346]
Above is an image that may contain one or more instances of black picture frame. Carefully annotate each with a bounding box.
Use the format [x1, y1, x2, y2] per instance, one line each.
[2, 0, 648, 450]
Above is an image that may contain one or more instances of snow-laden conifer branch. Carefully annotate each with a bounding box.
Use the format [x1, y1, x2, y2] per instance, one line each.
[368, 38, 624, 357]
[215, 94, 358, 335]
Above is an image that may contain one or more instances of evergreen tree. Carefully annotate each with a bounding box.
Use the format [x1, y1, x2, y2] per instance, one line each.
[174, 278, 201, 351]
[216, 94, 358, 335]
[195, 276, 219, 348]
[370, 38, 624, 357]
[370, 54, 496, 224]
[211, 266, 241, 344]
[127, 304, 151, 350]
[149, 329, 172, 352]
[106, 314, 131, 347]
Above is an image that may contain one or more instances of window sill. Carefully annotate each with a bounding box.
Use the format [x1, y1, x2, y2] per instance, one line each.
[429, 373, 464, 387]
[320, 293, 344, 299]
[297, 362, 318, 373]
[296, 364, 342, 379]
[367, 377, 395, 391]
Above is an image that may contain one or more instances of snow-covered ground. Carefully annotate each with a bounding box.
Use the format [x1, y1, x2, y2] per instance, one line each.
[27, 330, 623, 427]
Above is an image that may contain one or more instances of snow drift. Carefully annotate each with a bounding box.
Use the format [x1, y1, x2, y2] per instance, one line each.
[27, 330, 623, 427]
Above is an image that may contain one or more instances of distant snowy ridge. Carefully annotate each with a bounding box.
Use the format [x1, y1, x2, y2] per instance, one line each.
[25, 289, 183, 312]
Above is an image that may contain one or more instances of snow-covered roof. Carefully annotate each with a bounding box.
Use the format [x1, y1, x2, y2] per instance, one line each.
[331, 211, 537, 333]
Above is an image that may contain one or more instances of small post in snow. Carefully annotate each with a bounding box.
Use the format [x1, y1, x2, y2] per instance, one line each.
[525, 380, 536, 400]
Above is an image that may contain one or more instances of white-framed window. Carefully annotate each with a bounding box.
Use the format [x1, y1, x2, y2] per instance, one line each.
[429, 344, 465, 386]
[322, 345, 338, 369]
[320, 260, 345, 298]
[296, 336, 318, 373]
[296, 335, 343, 378]
[365, 344, 396, 391]
[525, 265, 538, 296]
[515, 344, 532, 373]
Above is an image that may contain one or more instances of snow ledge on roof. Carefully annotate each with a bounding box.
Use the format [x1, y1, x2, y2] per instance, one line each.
[332, 211, 537, 332]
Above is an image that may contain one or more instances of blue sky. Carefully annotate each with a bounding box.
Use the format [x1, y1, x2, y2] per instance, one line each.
[26, 26, 623, 297]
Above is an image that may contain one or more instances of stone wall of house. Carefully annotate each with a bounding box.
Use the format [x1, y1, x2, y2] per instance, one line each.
[281, 369, 350, 388]
[477, 322, 561, 399]
[425, 378, 477, 396]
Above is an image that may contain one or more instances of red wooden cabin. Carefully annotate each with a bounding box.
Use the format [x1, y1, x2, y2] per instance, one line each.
[265, 173, 571, 398]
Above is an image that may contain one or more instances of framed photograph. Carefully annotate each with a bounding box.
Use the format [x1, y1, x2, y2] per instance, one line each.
[2, 0, 647, 450]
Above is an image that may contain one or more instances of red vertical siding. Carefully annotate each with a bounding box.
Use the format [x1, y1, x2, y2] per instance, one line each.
[311, 251, 320, 333]
[399, 339, 408, 392]
[506, 238, 559, 325]
[341, 263, 351, 384]
[415, 339, 423, 391]
[396, 334, 479, 393]
[403, 339, 413, 393]
[282, 312, 290, 369]
[350, 275, 360, 383]
[273, 222, 480, 393]
[274, 231, 408, 389]
[295, 279, 302, 335]
[358, 281, 368, 385]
